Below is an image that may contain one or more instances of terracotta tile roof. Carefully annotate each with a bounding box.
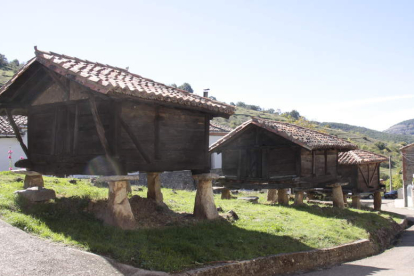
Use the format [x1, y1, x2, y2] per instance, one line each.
[209, 122, 233, 133]
[210, 118, 357, 151]
[400, 143, 414, 151]
[338, 150, 387, 165]
[0, 116, 27, 137]
[25, 48, 234, 116]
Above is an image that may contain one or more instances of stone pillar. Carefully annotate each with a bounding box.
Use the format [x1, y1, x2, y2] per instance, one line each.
[12, 170, 44, 189]
[96, 175, 139, 230]
[267, 189, 277, 203]
[307, 192, 315, 200]
[331, 185, 345, 209]
[351, 195, 361, 209]
[343, 193, 348, 207]
[294, 191, 304, 205]
[278, 189, 289, 205]
[24, 175, 44, 189]
[374, 191, 382, 211]
[221, 188, 231, 199]
[147, 172, 163, 204]
[193, 173, 219, 219]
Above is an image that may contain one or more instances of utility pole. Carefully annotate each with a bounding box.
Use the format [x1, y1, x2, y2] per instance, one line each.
[389, 156, 393, 191]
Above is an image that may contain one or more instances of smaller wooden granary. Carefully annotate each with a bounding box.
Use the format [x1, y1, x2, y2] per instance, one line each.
[209, 118, 357, 189]
[338, 150, 387, 194]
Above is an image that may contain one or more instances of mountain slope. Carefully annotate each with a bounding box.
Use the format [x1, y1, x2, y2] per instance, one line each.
[384, 119, 414, 136]
[321, 122, 414, 144]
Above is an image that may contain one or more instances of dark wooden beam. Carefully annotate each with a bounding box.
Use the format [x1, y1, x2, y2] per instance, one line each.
[118, 115, 151, 164]
[154, 106, 160, 160]
[5, 109, 29, 157]
[368, 163, 379, 187]
[88, 96, 112, 157]
[358, 165, 370, 188]
[44, 69, 70, 101]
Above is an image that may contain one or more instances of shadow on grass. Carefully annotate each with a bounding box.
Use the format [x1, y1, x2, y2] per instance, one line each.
[14, 196, 313, 273]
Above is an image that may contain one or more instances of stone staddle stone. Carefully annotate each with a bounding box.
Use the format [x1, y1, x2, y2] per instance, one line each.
[278, 189, 289, 205]
[193, 173, 220, 220]
[11, 170, 44, 189]
[352, 195, 361, 209]
[221, 188, 231, 200]
[15, 187, 56, 202]
[331, 185, 345, 209]
[267, 189, 277, 203]
[147, 172, 164, 204]
[294, 191, 305, 205]
[105, 180, 136, 230]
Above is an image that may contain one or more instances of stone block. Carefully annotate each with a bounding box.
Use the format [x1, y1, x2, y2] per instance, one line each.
[15, 187, 56, 202]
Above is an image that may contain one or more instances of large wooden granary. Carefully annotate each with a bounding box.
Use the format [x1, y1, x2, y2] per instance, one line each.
[0, 48, 235, 176]
[209, 118, 357, 190]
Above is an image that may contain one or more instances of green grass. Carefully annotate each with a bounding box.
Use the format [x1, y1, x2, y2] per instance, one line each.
[0, 172, 403, 272]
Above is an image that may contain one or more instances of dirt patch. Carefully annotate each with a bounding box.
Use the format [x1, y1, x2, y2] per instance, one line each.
[87, 195, 202, 229]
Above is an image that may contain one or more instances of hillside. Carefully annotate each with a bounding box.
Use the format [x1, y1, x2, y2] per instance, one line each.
[384, 119, 414, 136]
[321, 122, 414, 144]
[0, 68, 15, 87]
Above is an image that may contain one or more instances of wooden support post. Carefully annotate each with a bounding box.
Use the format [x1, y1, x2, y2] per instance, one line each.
[193, 173, 219, 219]
[267, 189, 277, 203]
[278, 189, 289, 205]
[294, 191, 304, 206]
[331, 185, 345, 209]
[343, 193, 348, 207]
[6, 109, 29, 157]
[352, 195, 361, 209]
[374, 191, 382, 211]
[88, 96, 112, 158]
[221, 188, 231, 200]
[147, 172, 163, 204]
[96, 175, 139, 230]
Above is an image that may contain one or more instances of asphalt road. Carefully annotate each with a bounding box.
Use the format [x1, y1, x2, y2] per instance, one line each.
[293, 199, 414, 276]
[0, 219, 166, 276]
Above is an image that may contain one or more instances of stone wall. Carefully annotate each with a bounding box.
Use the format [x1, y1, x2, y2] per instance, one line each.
[175, 219, 406, 276]
[133, 171, 196, 190]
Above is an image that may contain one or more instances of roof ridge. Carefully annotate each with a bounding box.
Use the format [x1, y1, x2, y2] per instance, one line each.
[27, 48, 235, 116]
[34, 48, 216, 101]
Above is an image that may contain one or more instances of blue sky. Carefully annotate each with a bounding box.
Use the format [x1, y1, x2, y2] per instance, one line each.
[2, 0, 414, 131]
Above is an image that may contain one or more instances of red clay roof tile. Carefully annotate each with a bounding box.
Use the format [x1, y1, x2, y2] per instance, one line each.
[338, 150, 387, 165]
[210, 118, 357, 151]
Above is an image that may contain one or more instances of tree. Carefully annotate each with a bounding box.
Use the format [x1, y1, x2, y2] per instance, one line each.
[170, 83, 178, 88]
[209, 96, 217, 100]
[178, 83, 194, 93]
[289, 110, 300, 120]
[0, 54, 7, 68]
[267, 108, 275, 114]
[229, 102, 235, 106]
[236, 102, 246, 108]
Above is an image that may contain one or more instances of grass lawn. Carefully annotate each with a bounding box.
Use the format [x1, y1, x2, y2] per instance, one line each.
[0, 171, 404, 272]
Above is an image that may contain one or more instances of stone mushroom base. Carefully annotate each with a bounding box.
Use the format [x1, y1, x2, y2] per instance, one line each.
[147, 172, 164, 204]
[278, 189, 289, 205]
[294, 191, 304, 205]
[330, 184, 345, 209]
[193, 173, 219, 220]
[96, 175, 139, 230]
[267, 189, 277, 203]
[12, 170, 44, 189]
[221, 188, 231, 200]
[352, 195, 361, 209]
